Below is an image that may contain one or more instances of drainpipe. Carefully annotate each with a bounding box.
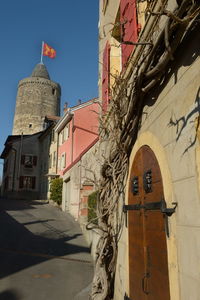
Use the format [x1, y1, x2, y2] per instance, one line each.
[56, 131, 59, 175]
[71, 116, 74, 163]
[11, 147, 17, 192]
[77, 158, 82, 220]
[18, 132, 23, 179]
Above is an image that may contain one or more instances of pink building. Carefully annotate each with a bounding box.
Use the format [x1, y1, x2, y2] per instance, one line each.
[54, 98, 99, 219]
[55, 98, 99, 176]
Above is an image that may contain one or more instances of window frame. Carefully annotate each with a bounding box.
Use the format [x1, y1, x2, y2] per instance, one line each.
[21, 154, 37, 168]
[19, 176, 36, 190]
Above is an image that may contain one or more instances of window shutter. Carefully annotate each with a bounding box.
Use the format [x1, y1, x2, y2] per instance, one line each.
[21, 155, 25, 165]
[32, 177, 36, 189]
[68, 124, 70, 138]
[19, 176, 24, 188]
[120, 0, 138, 70]
[102, 42, 110, 113]
[33, 156, 37, 166]
[64, 152, 66, 168]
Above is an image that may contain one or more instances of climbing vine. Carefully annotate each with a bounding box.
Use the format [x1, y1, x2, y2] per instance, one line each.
[88, 1, 200, 299]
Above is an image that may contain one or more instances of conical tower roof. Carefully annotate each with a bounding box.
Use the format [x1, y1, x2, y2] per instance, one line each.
[31, 63, 50, 80]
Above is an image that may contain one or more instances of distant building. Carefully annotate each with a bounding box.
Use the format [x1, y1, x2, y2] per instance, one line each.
[1, 133, 41, 200]
[12, 63, 61, 135]
[39, 115, 60, 200]
[55, 98, 99, 219]
[1, 63, 61, 200]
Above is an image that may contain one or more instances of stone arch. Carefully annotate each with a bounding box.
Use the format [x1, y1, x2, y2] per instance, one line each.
[125, 131, 180, 300]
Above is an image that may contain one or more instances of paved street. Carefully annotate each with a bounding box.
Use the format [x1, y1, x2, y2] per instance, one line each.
[0, 198, 93, 300]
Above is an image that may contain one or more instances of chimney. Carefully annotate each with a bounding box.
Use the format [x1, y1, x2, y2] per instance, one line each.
[63, 102, 68, 113]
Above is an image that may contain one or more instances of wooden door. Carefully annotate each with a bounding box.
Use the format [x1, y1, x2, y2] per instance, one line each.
[128, 145, 170, 300]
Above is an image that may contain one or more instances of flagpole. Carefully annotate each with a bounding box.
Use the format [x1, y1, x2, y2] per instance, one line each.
[40, 41, 44, 64]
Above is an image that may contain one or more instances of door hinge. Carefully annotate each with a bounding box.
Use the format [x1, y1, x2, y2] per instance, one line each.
[123, 199, 177, 233]
[123, 199, 177, 215]
[124, 293, 131, 300]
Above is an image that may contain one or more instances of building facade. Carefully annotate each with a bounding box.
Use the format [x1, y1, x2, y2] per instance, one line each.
[97, 1, 200, 300]
[1, 133, 41, 200]
[38, 116, 60, 200]
[55, 99, 99, 219]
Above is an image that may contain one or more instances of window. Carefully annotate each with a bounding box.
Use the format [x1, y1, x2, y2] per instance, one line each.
[4, 176, 9, 190]
[53, 151, 56, 167]
[58, 157, 61, 171]
[19, 176, 36, 189]
[3, 159, 8, 172]
[21, 155, 37, 168]
[62, 129, 65, 144]
[120, 0, 138, 70]
[63, 124, 70, 141]
[61, 153, 66, 169]
[52, 88, 56, 95]
[29, 124, 32, 128]
[59, 132, 63, 146]
[67, 124, 70, 138]
[49, 154, 52, 169]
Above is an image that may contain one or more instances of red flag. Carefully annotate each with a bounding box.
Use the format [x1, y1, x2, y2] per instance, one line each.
[43, 43, 56, 59]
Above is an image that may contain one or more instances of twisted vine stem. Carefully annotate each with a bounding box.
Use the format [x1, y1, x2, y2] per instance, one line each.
[89, 1, 200, 299]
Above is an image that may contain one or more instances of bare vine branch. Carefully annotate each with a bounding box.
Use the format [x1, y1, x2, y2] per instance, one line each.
[89, 2, 200, 299]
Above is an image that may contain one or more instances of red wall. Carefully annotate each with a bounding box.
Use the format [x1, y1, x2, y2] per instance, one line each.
[58, 122, 73, 175]
[73, 102, 99, 161]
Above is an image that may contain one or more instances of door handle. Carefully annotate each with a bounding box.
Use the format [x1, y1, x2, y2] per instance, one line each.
[142, 273, 149, 295]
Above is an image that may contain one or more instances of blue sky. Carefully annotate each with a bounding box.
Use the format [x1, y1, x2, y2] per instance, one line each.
[0, 0, 99, 175]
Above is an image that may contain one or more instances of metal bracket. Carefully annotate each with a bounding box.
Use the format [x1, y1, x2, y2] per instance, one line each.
[161, 198, 178, 217]
[131, 176, 139, 195]
[124, 293, 131, 300]
[143, 169, 152, 193]
[123, 199, 177, 232]
[123, 203, 141, 212]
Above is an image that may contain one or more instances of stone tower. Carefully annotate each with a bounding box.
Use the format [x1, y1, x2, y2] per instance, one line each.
[12, 63, 61, 135]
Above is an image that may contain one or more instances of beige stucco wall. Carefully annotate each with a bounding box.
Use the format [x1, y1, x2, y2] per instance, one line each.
[99, 1, 200, 299]
[114, 30, 200, 300]
[62, 163, 81, 219]
[62, 142, 100, 217]
[61, 142, 101, 259]
[47, 130, 58, 200]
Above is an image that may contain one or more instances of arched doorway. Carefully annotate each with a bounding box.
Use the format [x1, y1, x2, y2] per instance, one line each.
[127, 145, 171, 299]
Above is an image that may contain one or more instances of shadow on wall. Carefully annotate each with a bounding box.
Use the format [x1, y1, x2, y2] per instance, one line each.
[144, 18, 200, 108]
[0, 289, 21, 300]
[141, 19, 200, 155]
[168, 87, 200, 154]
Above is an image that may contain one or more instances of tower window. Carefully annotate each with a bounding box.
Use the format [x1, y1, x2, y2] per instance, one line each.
[52, 88, 56, 95]
[29, 123, 32, 128]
